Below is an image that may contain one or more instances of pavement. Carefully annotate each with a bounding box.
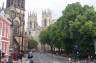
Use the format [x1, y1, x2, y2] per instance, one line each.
[32, 52, 70, 63]
[12, 52, 95, 63]
[2, 51, 96, 63]
[12, 52, 71, 63]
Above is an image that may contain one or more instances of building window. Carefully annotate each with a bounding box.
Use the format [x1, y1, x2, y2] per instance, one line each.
[11, 11, 16, 19]
[44, 19, 47, 27]
[29, 21, 32, 28]
[13, 21, 19, 34]
[32, 23, 34, 29]
[21, 0, 24, 9]
[0, 23, 2, 35]
[4, 24, 6, 37]
[34, 23, 36, 29]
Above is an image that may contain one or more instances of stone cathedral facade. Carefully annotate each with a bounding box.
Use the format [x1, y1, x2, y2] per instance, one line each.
[42, 10, 52, 28]
[5, 0, 27, 50]
[27, 10, 57, 50]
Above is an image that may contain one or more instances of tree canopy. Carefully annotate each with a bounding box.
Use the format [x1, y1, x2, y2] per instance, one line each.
[28, 37, 38, 49]
[39, 2, 96, 57]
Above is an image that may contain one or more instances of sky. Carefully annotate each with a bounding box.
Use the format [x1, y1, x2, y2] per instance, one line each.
[0, 0, 96, 27]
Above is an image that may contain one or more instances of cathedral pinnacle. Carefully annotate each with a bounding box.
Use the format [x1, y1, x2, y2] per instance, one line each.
[2, 3, 4, 9]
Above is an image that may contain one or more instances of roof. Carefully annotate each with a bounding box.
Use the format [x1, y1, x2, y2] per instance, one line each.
[0, 10, 12, 24]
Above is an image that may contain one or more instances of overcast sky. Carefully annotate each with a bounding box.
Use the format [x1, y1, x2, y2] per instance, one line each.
[0, 0, 96, 26]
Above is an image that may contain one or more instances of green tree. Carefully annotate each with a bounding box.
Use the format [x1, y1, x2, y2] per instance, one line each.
[61, 2, 96, 57]
[28, 37, 38, 49]
[40, 2, 96, 57]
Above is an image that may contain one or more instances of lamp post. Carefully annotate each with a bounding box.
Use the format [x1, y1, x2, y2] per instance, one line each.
[21, 22, 24, 51]
[8, 23, 14, 63]
[20, 9, 25, 51]
[8, 10, 16, 63]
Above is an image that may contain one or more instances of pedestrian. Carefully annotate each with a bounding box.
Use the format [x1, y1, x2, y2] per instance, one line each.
[28, 50, 33, 63]
[23, 52, 29, 63]
[28, 56, 33, 63]
[18, 51, 24, 62]
[2, 52, 6, 63]
[13, 50, 18, 61]
[88, 56, 92, 63]
[68, 57, 71, 63]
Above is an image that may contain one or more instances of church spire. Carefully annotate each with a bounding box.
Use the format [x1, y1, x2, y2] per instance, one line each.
[2, 3, 4, 9]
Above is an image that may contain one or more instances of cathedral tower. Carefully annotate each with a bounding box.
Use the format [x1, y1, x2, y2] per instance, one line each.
[42, 10, 52, 28]
[27, 12, 38, 36]
[28, 12, 38, 32]
[27, 12, 41, 50]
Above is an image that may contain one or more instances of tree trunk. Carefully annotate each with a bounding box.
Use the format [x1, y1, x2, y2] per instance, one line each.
[44, 44, 46, 51]
[51, 46, 53, 53]
[59, 48, 60, 54]
[53, 47, 55, 52]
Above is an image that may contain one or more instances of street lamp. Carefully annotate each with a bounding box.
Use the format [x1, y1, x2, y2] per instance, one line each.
[8, 10, 16, 63]
[11, 10, 16, 48]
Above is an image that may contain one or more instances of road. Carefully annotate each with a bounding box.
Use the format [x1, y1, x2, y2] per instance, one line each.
[13, 52, 73, 63]
[32, 52, 70, 63]
[13, 52, 95, 63]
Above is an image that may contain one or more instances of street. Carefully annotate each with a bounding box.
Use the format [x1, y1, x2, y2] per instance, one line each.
[32, 52, 69, 63]
[13, 52, 95, 63]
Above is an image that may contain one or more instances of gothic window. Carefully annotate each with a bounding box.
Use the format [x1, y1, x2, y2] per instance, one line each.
[21, 0, 25, 9]
[34, 23, 36, 29]
[30, 21, 32, 28]
[44, 19, 47, 27]
[0, 23, 1, 35]
[11, 0, 14, 6]
[34, 23, 37, 29]
[17, 0, 19, 8]
[6, 0, 13, 8]
[32, 23, 35, 29]
[13, 21, 19, 34]
[49, 19, 51, 24]
[29, 32, 31, 35]
[11, 11, 16, 19]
